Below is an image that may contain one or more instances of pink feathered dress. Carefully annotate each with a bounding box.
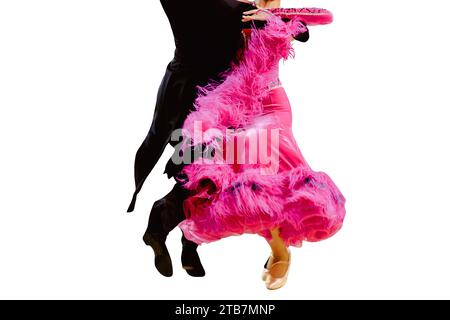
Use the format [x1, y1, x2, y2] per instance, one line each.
[177, 9, 345, 247]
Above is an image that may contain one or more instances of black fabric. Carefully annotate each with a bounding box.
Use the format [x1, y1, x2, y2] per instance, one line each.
[161, 0, 252, 70]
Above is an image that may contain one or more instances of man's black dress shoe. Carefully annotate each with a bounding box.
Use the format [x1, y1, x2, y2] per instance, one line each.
[143, 231, 173, 277]
[181, 235, 205, 277]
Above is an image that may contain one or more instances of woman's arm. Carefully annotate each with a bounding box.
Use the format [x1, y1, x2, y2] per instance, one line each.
[242, 9, 310, 42]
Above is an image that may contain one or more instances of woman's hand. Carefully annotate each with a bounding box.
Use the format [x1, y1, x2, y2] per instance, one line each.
[242, 9, 272, 23]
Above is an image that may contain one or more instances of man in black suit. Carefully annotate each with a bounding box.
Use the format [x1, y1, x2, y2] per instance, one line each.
[128, 0, 254, 277]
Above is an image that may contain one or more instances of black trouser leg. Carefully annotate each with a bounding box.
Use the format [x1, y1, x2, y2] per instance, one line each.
[145, 183, 189, 236]
[128, 66, 197, 212]
[128, 70, 172, 212]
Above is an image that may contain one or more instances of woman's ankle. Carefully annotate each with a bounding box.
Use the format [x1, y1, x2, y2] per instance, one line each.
[271, 247, 289, 261]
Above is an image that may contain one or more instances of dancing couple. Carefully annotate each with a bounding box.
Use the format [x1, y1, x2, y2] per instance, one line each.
[128, 0, 346, 290]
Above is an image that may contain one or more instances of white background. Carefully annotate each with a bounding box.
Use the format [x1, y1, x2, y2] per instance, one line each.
[1, 0, 449, 299]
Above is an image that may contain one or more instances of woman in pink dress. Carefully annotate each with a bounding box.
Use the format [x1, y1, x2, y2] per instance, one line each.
[175, 0, 346, 290]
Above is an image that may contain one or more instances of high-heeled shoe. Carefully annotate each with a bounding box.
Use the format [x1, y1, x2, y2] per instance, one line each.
[265, 251, 291, 290]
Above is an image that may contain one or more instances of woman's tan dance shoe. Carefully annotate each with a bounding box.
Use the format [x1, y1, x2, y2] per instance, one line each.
[264, 251, 291, 290]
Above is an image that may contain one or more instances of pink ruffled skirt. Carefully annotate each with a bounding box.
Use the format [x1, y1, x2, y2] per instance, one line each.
[178, 87, 345, 247]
